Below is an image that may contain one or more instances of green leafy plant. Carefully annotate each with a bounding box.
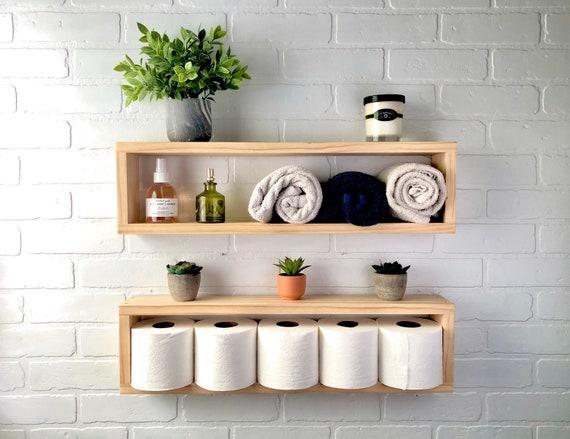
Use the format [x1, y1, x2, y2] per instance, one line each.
[372, 261, 410, 275]
[274, 257, 311, 276]
[114, 23, 251, 105]
[167, 261, 203, 276]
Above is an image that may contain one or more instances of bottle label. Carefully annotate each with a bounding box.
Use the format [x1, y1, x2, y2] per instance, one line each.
[146, 198, 178, 218]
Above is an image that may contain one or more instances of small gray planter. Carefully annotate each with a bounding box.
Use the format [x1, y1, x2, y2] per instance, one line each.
[166, 97, 212, 142]
[167, 272, 201, 302]
[373, 273, 407, 301]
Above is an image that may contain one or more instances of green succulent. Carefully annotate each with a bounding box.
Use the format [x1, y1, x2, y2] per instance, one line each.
[274, 257, 311, 276]
[372, 261, 410, 275]
[114, 23, 251, 105]
[167, 261, 203, 275]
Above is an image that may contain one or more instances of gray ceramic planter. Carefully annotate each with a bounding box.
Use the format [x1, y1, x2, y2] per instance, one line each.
[167, 272, 201, 302]
[373, 273, 407, 301]
[166, 97, 212, 142]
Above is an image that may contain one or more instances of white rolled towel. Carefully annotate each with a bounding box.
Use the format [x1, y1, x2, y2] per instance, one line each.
[248, 166, 323, 224]
[378, 163, 447, 224]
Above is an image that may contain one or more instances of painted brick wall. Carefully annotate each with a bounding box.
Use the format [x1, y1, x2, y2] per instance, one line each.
[0, 1, 569, 438]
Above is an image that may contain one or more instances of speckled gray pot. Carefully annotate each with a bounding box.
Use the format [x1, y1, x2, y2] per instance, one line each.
[166, 98, 212, 142]
[167, 273, 201, 302]
[374, 273, 407, 301]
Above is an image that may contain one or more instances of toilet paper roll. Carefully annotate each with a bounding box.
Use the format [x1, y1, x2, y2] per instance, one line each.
[258, 318, 318, 390]
[319, 317, 379, 389]
[131, 317, 194, 391]
[378, 316, 443, 390]
[195, 317, 257, 391]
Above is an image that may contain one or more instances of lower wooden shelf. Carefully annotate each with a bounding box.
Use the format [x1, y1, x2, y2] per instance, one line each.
[119, 294, 455, 394]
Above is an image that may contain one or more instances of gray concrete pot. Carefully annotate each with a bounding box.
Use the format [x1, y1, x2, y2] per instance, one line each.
[166, 97, 212, 142]
[373, 273, 407, 301]
[167, 272, 201, 302]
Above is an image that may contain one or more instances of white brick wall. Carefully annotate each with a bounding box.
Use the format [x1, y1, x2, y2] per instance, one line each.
[0, 0, 569, 435]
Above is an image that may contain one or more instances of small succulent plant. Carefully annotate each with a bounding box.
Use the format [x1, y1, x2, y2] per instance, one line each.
[167, 261, 203, 275]
[372, 261, 410, 275]
[274, 257, 310, 276]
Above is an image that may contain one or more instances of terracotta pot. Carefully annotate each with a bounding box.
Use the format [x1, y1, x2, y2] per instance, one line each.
[167, 272, 201, 302]
[277, 274, 306, 300]
[373, 273, 407, 301]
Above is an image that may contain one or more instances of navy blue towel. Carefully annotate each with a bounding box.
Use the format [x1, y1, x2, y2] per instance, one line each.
[313, 171, 389, 226]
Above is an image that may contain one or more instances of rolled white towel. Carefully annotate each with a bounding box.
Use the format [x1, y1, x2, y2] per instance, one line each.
[248, 166, 323, 224]
[378, 163, 447, 224]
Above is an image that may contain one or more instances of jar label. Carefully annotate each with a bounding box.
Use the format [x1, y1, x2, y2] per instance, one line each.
[146, 198, 178, 217]
[366, 108, 402, 122]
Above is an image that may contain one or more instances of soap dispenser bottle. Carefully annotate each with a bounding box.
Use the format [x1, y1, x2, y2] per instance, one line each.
[196, 168, 225, 223]
[145, 158, 178, 223]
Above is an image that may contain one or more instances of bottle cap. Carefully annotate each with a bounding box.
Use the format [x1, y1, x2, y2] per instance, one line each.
[154, 158, 169, 183]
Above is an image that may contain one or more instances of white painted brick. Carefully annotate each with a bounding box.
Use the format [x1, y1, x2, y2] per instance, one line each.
[445, 290, 532, 321]
[0, 362, 24, 391]
[438, 224, 534, 253]
[336, 426, 431, 439]
[458, 156, 535, 188]
[540, 155, 570, 186]
[0, 326, 75, 358]
[537, 427, 570, 439]
[235, 427, 330, 439]
[390, 49, 487, 80]
[29, 428, 127, 439]
[489, 324, 570, 354]
[441, 86, 538, 116]
[73, 0, 172, 6]
[336, 234, 433, 253]
[436, 426, 532, 439]
[456, 190, 483, 219]
[545, 14, 570, 45]
[491, 121, 570, 153]
[72, 119, 165, 149]
[537, 292, 570, 320]
[24, 221, 123, 254]
[0, 258, 73, 289]
[0, 85, 16, 113]
[545, 86, 570, 116]
[494, 50, 570, 81]
[128, 235, 230, 254]
[230, 45, 279, 80]
[498, 0, 568, 5]
[0, 118, 70, 149]
[287, 0, 379, 5]
[74, 49, 135, 80]
[386, 393, 481, 421]
[213, 119, 280, 142]
[0, 431, 24, 439]
[405, 120, 485, 153]
[540, 225, 570, 254]
[284, 120, 361, 142]
[488, 258, 570, 287]
[0, 224, 20, 255]
[0, 188, 71, 219]
[133, 427, 228, 439]
[442, 13, 539, 44]
[14, 13, 119, 43]
[455, 325, 485, 354]
[338, 13, 437, 43]
[337, 84, 435, 117]
[0, 49, 67, 78]
[285, 49, 382, 81]
[405, 258, 482, 287]
[0, 153, 19, 185]
[0, 395, 76, 424]
[285, 394, 379, 421]
[235, 234, 330, 253]
[27, 150, 114, 184]
[30, 360, 117, 390]
[0, 14, 12, 42]
[81, 394, 177, 422]
[487, 190, 570, 219]
[486, 392, 570, 421]
[183, 395, 279, 421]
[19, 85, 121, 114]
[78, 326, 118, 357]
[78, 259, 164, 288]
[0, 295, 23, 323]
[28, 293, 123, 323]
[537, 360, 570, 388]
[73, 185, 116, 219]
[392, 0, 487, 6]
[233, 13, 330, 43]
[455, 358, 532, 388]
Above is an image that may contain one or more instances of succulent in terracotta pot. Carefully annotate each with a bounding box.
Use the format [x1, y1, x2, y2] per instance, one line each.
[167, 261, 203, 302]
[274, 257, 311, 301]
[372, 261, 410, 301]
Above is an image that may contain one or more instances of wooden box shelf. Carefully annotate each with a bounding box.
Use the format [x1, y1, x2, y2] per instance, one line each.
[119, 294, 455, 394]
[116, 141, 456, 235]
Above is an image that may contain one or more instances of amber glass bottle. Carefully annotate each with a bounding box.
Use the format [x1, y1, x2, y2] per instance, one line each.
[145, 158, 178, 223]
[196, 168, 225, 223]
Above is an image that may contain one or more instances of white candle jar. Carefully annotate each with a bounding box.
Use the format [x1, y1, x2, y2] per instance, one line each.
[364, 94, 405, 141]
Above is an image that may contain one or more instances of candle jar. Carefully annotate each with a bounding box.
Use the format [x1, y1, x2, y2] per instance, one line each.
[364, 94, 405, 141]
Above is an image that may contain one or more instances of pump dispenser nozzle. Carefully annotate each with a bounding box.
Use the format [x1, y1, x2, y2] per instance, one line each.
[207, 168, 215, 183]
[153, 158, 169, 183]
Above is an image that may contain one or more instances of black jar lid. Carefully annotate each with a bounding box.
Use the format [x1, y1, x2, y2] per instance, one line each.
[363, 94, 405, 105]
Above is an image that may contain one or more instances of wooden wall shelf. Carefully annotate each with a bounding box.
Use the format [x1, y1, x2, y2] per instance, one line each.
[116, 141, 456, 235]
[119, 294, 455, 394]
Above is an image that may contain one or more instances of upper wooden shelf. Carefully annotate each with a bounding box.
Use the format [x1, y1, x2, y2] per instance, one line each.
[116, 141, 456, 235]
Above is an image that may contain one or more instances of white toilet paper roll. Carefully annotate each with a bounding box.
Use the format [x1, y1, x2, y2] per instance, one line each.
[195, 317, 257, 391]
[131, 317, 194, 391]
[258, 318, 318, 390]
[319, 317, 379, 389]
[378, 316, 443, 390]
